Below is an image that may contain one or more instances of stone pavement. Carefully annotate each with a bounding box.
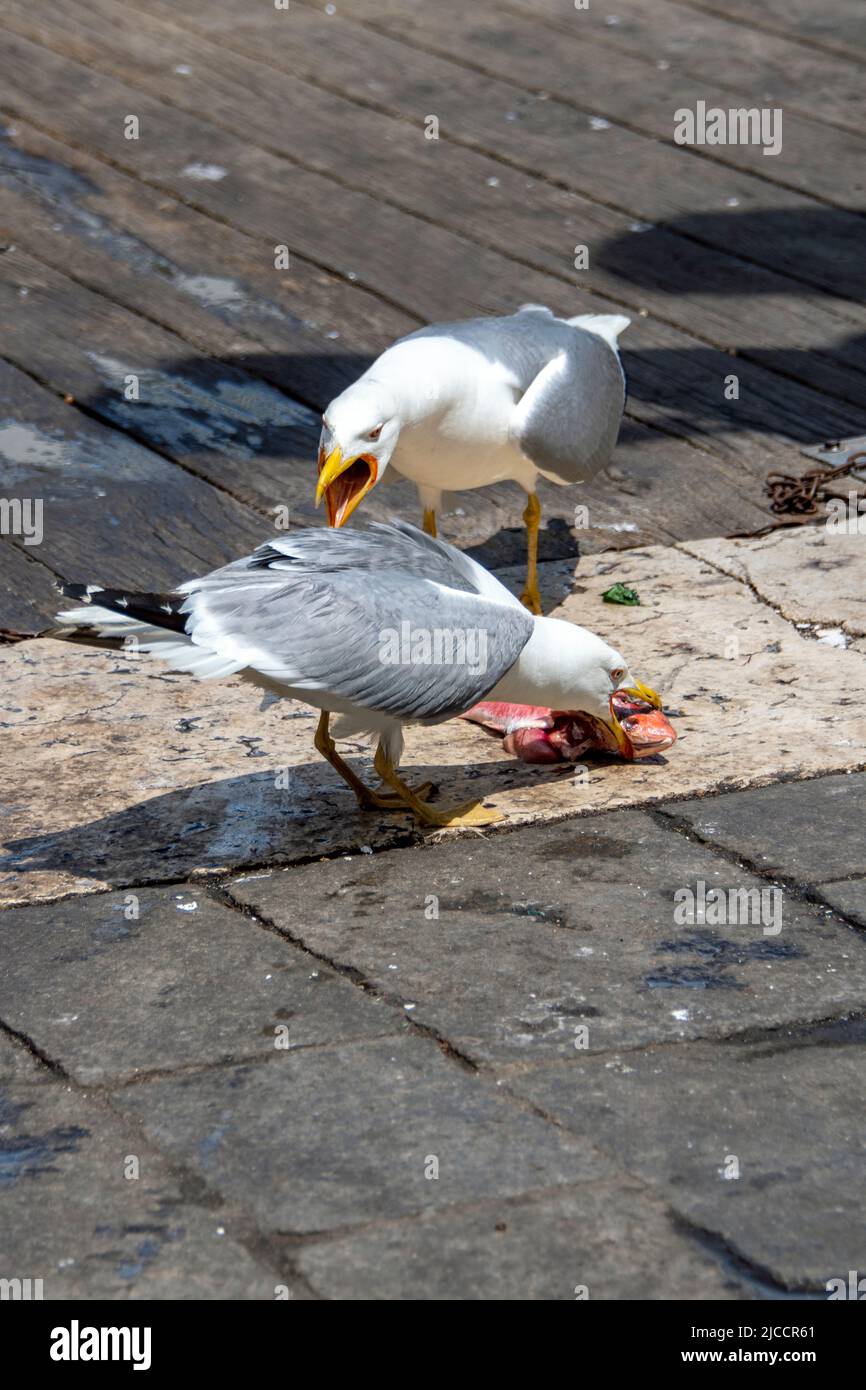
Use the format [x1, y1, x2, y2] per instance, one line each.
[2, 775, 865, 1299]
[1, 526, 865, 1298]
[3, 526, 866, 907]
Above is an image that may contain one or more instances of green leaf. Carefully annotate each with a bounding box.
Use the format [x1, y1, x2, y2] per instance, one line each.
[601, 582, 640, 606]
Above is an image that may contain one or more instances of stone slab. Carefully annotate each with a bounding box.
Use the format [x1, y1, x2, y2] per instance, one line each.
[113, 1035, 614, 1235]
[659, 772, 866, 886]
[296, 1181, 744, 1300]
[0, 1082, 287, 1298]
[683, 528, 866, 639]
[814, 878, 866, 929]
[227, 804, 866, 1064]
[0, 1032, 53, 1085]
[4, 531, 866, 906]
[506, 1040, 866, 1291]
[0, 886, 395, 1084]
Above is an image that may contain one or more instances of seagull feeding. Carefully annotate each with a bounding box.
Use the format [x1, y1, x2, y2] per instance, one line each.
[315, 305, 630, 613]
[50, 521, 667, 829]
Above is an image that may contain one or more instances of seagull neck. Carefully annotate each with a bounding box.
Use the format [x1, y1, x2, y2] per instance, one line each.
[367, 341, 463, 425]
[486, 616, 582, 709]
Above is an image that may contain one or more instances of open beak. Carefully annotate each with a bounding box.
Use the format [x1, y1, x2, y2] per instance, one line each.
[315, 445, 379, 527]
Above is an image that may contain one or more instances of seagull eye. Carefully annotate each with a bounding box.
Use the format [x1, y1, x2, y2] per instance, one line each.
[367, 424, 383, 441]
[610, 667, 626, 685]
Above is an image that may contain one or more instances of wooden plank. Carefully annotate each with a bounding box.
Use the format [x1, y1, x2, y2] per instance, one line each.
[5, 0, 866, 423]
[0, 537, 63, 635]
[0, 23, 845, 554]
[511, 0, 865, 136]
[0, 245, 324, 519]
[669, 0, 866, 60]
[140, 0, 866, 212]
[0, 237, 773, 557]
[119, 0, 866, 306]
[0, 23, 864, 469]
[0, 118, 415, 411]
[0, 357, 267, 631]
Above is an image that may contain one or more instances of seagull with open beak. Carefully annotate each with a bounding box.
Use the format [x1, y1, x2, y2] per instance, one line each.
[315, 304, 629, 613]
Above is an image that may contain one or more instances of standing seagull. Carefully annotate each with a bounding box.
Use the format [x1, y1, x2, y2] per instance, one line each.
[51, 521, 664, 829]
[315, 305, 630, 614]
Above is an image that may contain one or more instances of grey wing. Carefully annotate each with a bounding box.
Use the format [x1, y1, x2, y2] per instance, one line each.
[511, 328, 626, 485]
[181, 559, 533, 722]
[402, 307, 569, 394]
[248, 519, 481, 591]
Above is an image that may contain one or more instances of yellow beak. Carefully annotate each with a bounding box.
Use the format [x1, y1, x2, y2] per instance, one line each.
[315, 445, 379, 527]
[604, 715, 633, 757]
[623, 679, 663, 710]
[605, 679, 664, 760]
[315, 446, 348, 504]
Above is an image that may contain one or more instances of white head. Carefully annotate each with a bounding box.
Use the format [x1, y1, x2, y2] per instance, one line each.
[315, 380, 400, 526]
[532, 620, 634, 719]
[494, 616, 662, 753]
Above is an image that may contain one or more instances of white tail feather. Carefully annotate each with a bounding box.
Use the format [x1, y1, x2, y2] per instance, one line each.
[568, 313, 631, 347]
[54, 604, 246, 680]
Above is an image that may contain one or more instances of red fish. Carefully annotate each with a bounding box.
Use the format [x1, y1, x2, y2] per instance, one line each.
[461, 690, 677, 763]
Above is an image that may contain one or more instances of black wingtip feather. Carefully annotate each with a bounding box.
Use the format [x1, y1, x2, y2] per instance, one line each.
[55, 582, 189, 633]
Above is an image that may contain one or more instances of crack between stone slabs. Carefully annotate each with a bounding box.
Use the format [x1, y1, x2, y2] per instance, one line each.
[95, 1085, 326, 1302]
[209, 882, 481, 1073]
[648, 800, 866, 938]
[0, 1022, 321, 1299]
[492, 1008, 866, 1083]
[0, 1017, 67, 1080]
[484, 1077, 760, 1287]
[65, 1029, 407, 1093]
[253, 1172, 723, 1252]
[670, 1211, 827, 1300]
[6, 762, 861, 912]
[813, 870, 866, 887]
[492, 1071, 836, 1299]
[0, 825, 424, 913]
[674, 538, 866, 643]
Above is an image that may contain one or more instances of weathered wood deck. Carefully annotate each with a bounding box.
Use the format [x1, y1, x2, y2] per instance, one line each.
[2, 0, 865, 632]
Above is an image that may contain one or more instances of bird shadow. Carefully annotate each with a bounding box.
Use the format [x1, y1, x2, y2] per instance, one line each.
[1, 748, 651, 891]
[596, 206, 866, 303]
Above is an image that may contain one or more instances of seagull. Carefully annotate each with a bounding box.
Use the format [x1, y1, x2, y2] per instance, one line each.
[315, 305, 630, 614]
[50, 520, 662, 829]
